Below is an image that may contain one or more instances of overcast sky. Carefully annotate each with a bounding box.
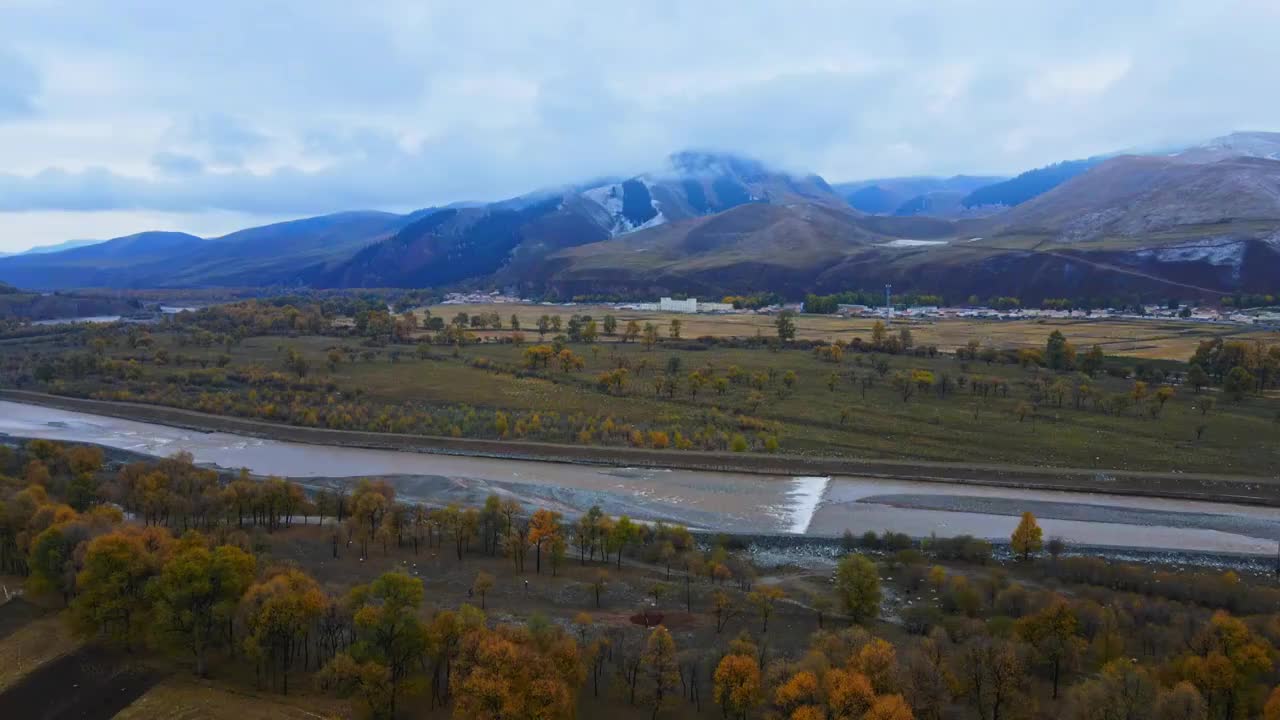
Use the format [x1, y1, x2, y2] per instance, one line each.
[0, 0, 1277, 252]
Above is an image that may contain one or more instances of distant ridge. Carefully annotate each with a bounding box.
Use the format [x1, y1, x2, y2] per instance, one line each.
[0, 135, 1278, 301]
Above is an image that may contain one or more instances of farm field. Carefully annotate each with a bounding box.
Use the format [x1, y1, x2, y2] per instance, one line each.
[3, 298, 1278, 477]
[49, 329, 1279, 477]
[420, 302, 1278, 360]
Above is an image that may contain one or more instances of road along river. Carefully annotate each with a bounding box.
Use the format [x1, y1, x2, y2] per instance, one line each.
[2, 400, 1278, 556]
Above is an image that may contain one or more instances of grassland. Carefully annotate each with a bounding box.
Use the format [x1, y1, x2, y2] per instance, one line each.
[29, 319, 1276, 478]
[114, 677, 349, 720]
[0, 610, 81, 693]
[4, 303, 1277, 478]
[421, 302, 1276, 360]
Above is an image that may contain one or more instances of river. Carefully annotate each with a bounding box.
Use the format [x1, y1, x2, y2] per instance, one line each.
[1, 400, 1277, 556]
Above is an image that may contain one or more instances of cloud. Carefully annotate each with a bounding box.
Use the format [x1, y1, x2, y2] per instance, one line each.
[1028, 57, 1133, 103]
[0, 0, 1276, 249]
[151, 151, 205, 177]
[0, 48, 40, 120]
[178, 113, 270, 166]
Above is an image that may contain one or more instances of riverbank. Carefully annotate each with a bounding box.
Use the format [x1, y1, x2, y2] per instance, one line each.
[3, 389, 1278, 506]
[2, 431, 1273, 573]
[5, 399, 1279, 557]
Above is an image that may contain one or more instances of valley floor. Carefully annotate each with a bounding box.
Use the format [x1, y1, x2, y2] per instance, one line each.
[4, 395, 1280, 557]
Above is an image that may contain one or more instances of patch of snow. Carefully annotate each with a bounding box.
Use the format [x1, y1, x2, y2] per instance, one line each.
[786, 476, 831, 534]
[1147, 239, 1245, 266]
[581, 180, 666, 236]
[583, 183, 623, 215]
[635, 210, 666, 231]
[880, 239, 949, 248]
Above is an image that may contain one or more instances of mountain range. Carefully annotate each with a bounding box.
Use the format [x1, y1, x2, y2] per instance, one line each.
[2, 132, 1279, 302]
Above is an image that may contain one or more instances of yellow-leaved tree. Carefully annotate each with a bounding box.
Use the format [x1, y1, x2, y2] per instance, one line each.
[714, 652, 762, 720]
[1011, 511, 1043, 561]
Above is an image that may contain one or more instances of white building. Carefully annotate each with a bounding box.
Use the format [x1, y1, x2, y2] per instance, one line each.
[659, 297, 699, 313]
[698, 301, 734, 313]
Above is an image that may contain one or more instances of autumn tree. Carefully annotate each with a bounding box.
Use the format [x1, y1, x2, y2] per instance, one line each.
[776, 311, 797, 342]
[871, 320, 888, 347]
[748, 586, 784, 632]
[28, 517, 84, 604]
[825, 668, 877, 719]
[902, 633, 950, 720]
[473, 571, 494, 610]
[557, 348, 584, 373]
[1065, 660, 1157, 720]
[836, 553, 882, 623]
[609, 516, 637, 568]
[524, 344, 554, 369]
[712, 590, 740, 633]
[856, 637, 900, 694]
[1187, 364, 1210, 393]
[1016, 597, 1083, 698]
[528, 508, 562, 574]
[1175, 611, 1274, 719]
[326, 572, 429, 717]
[1079, 344, 1105, 376]
[1045, 330, 1076, 371]
[317, 652, 396, 719]
[642, 625, 681, 719]
[774, 670, 821, 718]
[1011, 512, 1044, 561]
[452, 621, 583, 720]
[643, 323, 659, 350]
[151, 538, 256, 676]
[284, 348, 309, 379]
[241, 568, 326, 695]
[863, 694, 913, 720]
[1155, 682, 1208, 720]
[71, 526, 171, 650]
[714, 652, 762, 720]
[1263, 685, 1280, 720]
[591, 569, 608, 608]
[1224, 366, 1254, 400]
[954, 637, 1028, 720]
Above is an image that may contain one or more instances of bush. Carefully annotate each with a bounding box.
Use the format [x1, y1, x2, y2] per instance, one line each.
[881, 531, 913, 552]
[927, 535, 993, 565]
[894, 549, 926, 567]
[901, 604, 943, 635]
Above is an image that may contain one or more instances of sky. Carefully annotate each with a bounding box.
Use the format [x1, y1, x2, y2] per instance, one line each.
[0, 0, 1277, 252]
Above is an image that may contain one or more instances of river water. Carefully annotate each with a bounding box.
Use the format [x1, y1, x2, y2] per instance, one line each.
[1, 401, 1277, 555]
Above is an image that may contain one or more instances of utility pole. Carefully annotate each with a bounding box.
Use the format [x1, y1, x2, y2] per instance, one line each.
[884, 284, 893, 325]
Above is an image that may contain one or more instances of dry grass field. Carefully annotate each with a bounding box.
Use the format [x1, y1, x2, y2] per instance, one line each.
[0, 610, 81, 693]
[420, 303, 1278, 360]
[114, 678, 350, 720]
